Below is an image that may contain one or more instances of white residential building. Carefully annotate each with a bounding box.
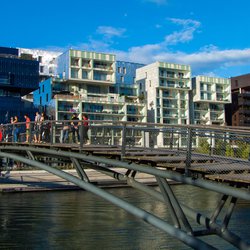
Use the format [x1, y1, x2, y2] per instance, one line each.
[192, 75, 231, 125]
[136, 61, 191, 147]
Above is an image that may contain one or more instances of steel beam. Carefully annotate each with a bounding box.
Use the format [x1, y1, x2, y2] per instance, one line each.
[0, 151, 216, 250]
[1, 145, 249, 201]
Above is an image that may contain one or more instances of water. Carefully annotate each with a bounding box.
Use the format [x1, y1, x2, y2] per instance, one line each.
[0, 185, 249, 250]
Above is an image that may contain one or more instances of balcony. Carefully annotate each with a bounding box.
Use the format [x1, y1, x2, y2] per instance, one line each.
[93, 62, 113, 71]
[54, 94, 80, 100]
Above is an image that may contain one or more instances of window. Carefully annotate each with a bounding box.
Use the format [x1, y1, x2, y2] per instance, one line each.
[123, 67, 126, 74]
[46, 93, 48, 102]
[178, 72, 184, 78]
[82, 70, 88, 79]
[117, 67, 121, 73]
[42, 85, 44, 93]
[71, 58, 79, 67]
[38, 56, 43, 63]
[71, 68, 79, 78]
[49, 67, 54, 74]
[40, 66, 44, 73]
[167, 71, 174, 78]
[109, 86, 115, 94]
[87, 85, 101, 94]
[120, 76, 124, 83]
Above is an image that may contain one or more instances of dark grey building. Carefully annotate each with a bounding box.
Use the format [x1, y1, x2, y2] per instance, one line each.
[0, 46, 39, 123]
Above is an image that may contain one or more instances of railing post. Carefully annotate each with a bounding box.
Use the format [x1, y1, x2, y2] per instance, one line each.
[50, 121, 54, 145]
[209, 134, 213, 156]
[11, 124, 14, 143]
[79, 120, 83, 148]
[143, 130, 146, 148]
[185, 127, 193, 176]
[28, 122, 32, 143]
[121, 123, 127, 158]
[170, 128, 174, 150]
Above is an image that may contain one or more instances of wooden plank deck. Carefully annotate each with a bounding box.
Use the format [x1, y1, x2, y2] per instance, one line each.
[190, 162, 250, 173]
[206, 173, 250, 184]
[0, 169, 157, 192]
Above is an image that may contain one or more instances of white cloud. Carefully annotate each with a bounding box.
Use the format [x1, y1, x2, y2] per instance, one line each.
[97, 26, 126, 38]
[61, 18, 250, 77]
[115, 44, 161, 63]
[116, 46, 250, 76]
[164, 18, 201, 45]
[71, 39, 111, 54]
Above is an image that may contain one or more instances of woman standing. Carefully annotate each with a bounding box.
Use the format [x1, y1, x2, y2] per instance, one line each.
[12, 116, 20, 142]
[82, 114, 89, 144]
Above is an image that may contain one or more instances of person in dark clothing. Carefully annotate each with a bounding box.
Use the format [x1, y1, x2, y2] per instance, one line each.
[71, 113, 79, 143]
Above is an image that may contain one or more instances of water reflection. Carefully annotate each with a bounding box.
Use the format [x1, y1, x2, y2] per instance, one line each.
[0, 185, 249, 249]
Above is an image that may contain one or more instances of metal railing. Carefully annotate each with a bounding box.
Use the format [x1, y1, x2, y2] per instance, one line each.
[1, 120, 250, 183]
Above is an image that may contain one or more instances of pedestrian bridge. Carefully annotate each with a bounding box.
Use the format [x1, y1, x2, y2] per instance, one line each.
[0, 120, 250, 249]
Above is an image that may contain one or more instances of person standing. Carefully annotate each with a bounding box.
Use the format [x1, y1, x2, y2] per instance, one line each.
[62, 114, 70, 143]
[0, 124, 4, 142]
[12, 116, 20, 142]
[71, 113, 79, 143]
[82, 114, 90, 144]
[40, 112, 50, 143]
[33, 111, 41, 143]
[24, 114, 31, 142]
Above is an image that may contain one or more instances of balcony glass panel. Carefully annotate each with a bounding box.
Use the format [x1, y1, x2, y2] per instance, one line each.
[71, 68, 79, 78]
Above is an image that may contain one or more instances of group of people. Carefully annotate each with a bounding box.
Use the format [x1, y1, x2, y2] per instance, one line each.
[0, 112, 90, 144]
[61, 113, 89, 144]
[9, 112, 49, 143]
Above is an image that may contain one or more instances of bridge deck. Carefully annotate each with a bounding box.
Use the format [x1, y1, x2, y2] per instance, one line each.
[1, 142, 250, 187]
[0, 168, 157, 192]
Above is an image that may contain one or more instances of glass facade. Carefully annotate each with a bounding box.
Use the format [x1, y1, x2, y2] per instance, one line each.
[0, 47, 39, 123]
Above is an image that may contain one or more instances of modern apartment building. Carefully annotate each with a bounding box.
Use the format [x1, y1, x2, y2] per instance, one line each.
[136, 61, 191, 147]
[136, 61, 192, 124]
[30, 47, 234, 146]
[192, 76, 231, 126]
[0, 46, 39, 123]
[230, 74, 250, 126]
[33, 49, 147, 145]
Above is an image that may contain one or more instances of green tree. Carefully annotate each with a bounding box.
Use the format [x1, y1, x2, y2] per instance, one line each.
[197, 138, 210, 154]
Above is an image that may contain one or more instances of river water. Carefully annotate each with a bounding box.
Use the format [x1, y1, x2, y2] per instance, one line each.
[0, 184, 249, 250]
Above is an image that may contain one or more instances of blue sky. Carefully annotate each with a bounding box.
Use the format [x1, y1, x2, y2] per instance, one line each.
[1, 0, 250, 78]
